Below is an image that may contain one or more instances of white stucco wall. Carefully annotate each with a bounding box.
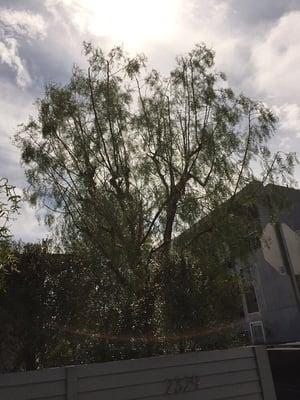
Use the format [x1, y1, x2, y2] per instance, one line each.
[281, 223, 300, 275]
[261, 223, 285, 273]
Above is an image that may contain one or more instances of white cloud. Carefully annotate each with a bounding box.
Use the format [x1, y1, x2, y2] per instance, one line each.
[10, 199, 49, 242]
[0, 8, 47, 39]
[0, 38, 31, 87]
[250, 11, 300, 104]
[0, 79, 35, 185]
[0, 8, 47, 87]
[274, 103, 300, 138]
[245, 10, 300, 166]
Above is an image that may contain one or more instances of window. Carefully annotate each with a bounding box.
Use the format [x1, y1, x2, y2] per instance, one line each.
[245, 285, 259, 313]
[249, 321, 266, 344]
[239, 266, 259, 314]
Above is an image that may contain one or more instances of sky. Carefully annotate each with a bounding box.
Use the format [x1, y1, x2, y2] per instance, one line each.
[1, 0, 300, 242]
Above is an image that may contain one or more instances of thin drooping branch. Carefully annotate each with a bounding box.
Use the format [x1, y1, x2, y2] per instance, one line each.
[87, 67, 113, 173]
[233, 110, 252, 197]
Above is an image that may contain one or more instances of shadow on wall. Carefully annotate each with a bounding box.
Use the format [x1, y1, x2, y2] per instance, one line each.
[268, 348, 300, 400]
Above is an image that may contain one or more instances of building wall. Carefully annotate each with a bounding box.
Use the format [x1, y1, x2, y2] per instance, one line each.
[246, 186, 300, 344]
[252, 248, 300, 343]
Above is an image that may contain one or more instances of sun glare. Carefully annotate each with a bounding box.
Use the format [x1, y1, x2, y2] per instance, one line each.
[71, 0, 179, 49]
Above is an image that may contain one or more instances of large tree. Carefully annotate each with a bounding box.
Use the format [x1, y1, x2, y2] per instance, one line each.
[15, 43, 296, 352]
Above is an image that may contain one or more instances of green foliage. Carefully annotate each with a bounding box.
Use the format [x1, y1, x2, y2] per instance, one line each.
[0, 178, 21, 291]
[0, 178, 20, 241]
[0, 241, 18, 293]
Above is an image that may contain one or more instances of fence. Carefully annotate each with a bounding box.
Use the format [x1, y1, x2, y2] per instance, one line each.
[0, 346, 276, 400]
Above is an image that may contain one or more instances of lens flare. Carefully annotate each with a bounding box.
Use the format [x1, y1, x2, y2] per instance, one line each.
[68, 0, 180, 49]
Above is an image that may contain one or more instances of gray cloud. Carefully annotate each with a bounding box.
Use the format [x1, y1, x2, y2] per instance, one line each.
[228, 0, 300, 28]
[0, 0, 46, 13]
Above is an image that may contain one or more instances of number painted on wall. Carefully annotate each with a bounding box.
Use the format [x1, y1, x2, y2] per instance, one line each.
[165, 375, 201, 394]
